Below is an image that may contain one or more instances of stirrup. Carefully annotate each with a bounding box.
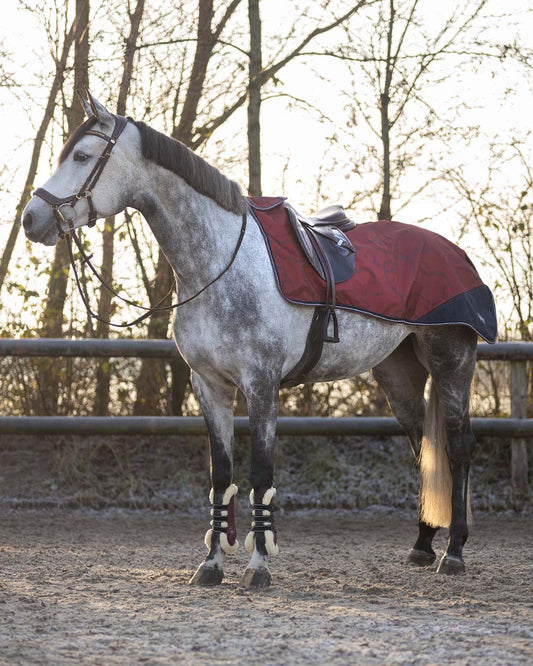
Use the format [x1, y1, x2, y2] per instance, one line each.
[245, 487, 279, 556]
[204, 483, 239, 554]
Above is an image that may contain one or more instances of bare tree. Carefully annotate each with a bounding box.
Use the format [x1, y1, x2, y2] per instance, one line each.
[191, 1, 369, 151]
[336, 0, 489, 220]
[450, 140, 533, 342]
[93, 0, 146, 416]
[247, 0, 262, 196]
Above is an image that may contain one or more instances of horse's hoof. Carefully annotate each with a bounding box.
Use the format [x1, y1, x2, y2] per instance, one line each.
[239, 567, 271, 589]
[406, 548, 436, 567]
[437, 555, 465, 575]
[189, 564, 224, 586]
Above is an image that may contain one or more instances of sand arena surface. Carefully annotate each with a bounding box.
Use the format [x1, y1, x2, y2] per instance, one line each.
[0, 510, 531, 665]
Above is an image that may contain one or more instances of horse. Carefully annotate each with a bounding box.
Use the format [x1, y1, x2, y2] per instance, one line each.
[23, 94, 484, 588]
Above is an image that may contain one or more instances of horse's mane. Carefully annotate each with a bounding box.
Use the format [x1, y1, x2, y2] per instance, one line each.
[133, 120, 246, 216]
[59, 116, 246, 216]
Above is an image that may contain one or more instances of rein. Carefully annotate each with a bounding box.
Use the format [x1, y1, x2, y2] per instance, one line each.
[66, 213, 247, 328]
[34, 113, 248, 328]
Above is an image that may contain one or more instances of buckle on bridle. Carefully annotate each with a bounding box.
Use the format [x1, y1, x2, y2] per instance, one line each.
[55, 203, 76, 238]
[76, 190, 93, 200]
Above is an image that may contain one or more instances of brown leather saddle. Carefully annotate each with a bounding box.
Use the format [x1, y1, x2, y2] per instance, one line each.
[285, 204, 356, 283]
[281, 204, 357, 388]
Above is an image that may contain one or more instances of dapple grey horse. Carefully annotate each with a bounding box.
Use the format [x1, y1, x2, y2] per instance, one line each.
[23, 95, 479, 588]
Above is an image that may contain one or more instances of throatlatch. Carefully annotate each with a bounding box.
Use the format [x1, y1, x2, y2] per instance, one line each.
[204, 484, 239, 554]
[245, 487, 279, 556]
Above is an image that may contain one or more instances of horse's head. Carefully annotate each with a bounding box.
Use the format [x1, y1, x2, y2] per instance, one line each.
[23, 94, 137, 246]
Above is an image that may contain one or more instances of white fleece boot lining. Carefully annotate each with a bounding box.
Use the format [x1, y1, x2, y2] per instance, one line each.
[205, 483, 239, 554]
[245, 487, 279, 556]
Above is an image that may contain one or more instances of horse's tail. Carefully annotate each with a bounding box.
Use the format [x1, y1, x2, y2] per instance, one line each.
[419, 381, 470, 528]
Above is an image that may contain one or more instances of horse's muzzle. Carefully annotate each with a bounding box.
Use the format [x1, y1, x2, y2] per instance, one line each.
[23, 211, 35, 235]
[22, 208, 58, 246]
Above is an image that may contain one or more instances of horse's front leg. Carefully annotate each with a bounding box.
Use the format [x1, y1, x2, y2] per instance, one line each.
[189, 372, 238, 586]
[240, 380, 280, 589]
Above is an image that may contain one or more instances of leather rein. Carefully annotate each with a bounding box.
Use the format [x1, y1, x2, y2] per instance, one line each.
[33, 115, 247, 328]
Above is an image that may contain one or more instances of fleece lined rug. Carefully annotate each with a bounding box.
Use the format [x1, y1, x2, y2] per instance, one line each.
[248, 196, 497, 343]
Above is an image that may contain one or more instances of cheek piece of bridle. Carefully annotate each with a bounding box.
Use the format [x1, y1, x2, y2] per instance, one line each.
[34, 115, 129, 238]
[32, 114, 247, 328]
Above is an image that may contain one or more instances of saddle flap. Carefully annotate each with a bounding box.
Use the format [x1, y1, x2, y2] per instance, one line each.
[311, 226, 356, 282]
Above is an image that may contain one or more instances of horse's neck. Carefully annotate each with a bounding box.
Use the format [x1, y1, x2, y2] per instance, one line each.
[136, 165, 243, 293]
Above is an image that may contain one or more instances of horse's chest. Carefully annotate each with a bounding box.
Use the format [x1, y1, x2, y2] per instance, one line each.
[173, 298, 285, 376]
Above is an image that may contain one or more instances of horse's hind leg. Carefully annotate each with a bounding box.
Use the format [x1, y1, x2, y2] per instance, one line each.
[189, 372, 237, 586]
[373, 337, 428, 457]
[416, 326, 478, 574]
[372, 336, 439, 566]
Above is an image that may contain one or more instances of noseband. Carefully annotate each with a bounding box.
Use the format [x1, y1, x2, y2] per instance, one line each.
[33, 116, 129, 238]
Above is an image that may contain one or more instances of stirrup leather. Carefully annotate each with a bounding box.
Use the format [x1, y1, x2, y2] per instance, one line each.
[245, 487, 279, 556]
[204, 483, 239, 554]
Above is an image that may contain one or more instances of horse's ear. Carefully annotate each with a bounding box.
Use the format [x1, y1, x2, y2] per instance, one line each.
[79, 89, 114, 127]
[77, 89, 95, 119]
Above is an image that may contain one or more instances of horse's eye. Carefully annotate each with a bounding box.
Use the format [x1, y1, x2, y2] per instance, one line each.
[73, 151, 89, 162]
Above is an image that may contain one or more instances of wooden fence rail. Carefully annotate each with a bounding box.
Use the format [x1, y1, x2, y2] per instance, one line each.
[0, 339, 531, 491]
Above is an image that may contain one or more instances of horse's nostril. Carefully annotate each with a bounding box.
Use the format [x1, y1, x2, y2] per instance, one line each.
[23, 212, 33, 232]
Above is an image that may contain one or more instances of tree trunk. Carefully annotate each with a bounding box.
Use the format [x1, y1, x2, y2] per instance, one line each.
[93, 216, 115, 415]
[38, 1, 89, 415]
[378, 0, 394, 221]
[510, 361, 529, 500]
[133, 254, 175, 415]
[378, 92, 392, 220]
[173, 0, 215, 144]
[173, 0, 241, 144]
[247, 0, 262, 196]
[169, 356, 191, 416]
[37, 245, 71, 414]
[93, 0, 145, 415]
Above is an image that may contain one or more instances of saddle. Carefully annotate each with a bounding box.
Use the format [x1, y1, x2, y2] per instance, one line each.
[281, 204, 356, 387]
[247, 196, 357, 387]
[285, 204, 356, 283]
[285, 204, 355, 344]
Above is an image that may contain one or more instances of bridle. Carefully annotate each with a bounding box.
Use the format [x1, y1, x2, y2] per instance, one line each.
[32, 114, 247, 328]
[34, 115, 129, 238]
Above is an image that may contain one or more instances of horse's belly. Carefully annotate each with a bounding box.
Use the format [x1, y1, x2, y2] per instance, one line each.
[303, 311, 411, 381]
[175, 292, 411, 385]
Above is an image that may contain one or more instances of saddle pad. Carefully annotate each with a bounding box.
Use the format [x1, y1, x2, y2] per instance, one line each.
[248, 196, 497, 343]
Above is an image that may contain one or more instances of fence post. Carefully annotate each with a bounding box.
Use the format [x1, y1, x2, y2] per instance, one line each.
[510, 361, 529, 495]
